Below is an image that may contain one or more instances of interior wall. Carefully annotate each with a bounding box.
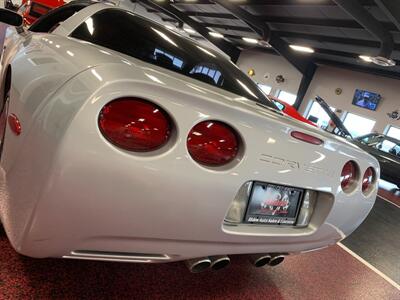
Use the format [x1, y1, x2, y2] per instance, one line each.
[237, 50, 302, 96]
[300, 66, 400, 133]
[237, 50, 400, 134]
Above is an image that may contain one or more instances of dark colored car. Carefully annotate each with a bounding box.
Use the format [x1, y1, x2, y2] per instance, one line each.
[312, 96, 399, 187]
[354, 134, 400, 187]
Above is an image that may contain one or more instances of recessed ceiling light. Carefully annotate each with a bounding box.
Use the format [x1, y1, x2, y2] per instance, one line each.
[209, 31, 224, 38]
[359, 55, 373, 62]
[242, 37, 258, 44]
[184, 27, 196, 34]
[289, 45, 314, 53]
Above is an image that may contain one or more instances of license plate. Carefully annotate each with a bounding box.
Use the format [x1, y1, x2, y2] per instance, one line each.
[244, 182, 304, 225]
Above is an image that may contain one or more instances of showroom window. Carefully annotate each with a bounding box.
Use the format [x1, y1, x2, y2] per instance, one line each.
[306, 100, 336, 128]
[277, 90, 297, 105]
[385, 125, 400, 140]
[343, 113, 376, 137]
[257, 83, 272, 95]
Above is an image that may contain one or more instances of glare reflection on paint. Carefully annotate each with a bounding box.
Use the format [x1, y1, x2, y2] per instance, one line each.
[267, 137, 276, 144]
[145, 73, 165, 85]
[144, 166, 158, 172]
[196, 45, 216, 57]
[238, 122, 252, 129]
[338, 151, 357, 159]
[198, 113, 209, 118]
[186, 83, 207, 94]
[151, 28, 178, 47]
[85, 17, 94, 35]
[311, 151, 326, 164]
[236, 79, 257, 98]
[91, 69, 102, 81]
[278, 169, 291, 174]
[121, 60, 132, 65]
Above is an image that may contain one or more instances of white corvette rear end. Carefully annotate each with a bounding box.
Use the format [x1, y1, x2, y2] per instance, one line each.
[0, 3, 379, 270]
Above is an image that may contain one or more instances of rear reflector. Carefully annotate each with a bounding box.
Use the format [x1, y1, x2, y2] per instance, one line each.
[341, 161, 358, 192]
[187, 121, 239, 166]
[8, 114, 21, 136]
[362, 167, 375, 194]
[290, 131, 323, 145]
[98, 98, 171, 152]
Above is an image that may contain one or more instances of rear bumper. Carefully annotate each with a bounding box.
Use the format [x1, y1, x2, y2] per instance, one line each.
[2, 145, 376, 261]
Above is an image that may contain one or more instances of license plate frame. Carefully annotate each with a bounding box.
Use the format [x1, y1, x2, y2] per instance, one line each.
[244, 182, 304, 226]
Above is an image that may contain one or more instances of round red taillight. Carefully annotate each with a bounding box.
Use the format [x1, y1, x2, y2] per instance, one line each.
[98, 98, 171, 152]
[340, 161, 358, 192]
[362, 167, 375, 194]
[187, 121, 239, 166]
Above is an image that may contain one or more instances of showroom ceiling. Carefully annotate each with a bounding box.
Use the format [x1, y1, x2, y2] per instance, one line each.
[138, 0, 400, 80]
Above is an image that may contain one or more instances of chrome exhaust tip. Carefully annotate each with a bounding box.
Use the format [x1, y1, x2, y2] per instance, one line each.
[248, 254, 271, 267]
[268, 254, 285, 266]
[185, 257, 211, 273]
[210, 255, 230, 271]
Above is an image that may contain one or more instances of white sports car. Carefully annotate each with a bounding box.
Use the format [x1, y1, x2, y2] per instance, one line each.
[0, 2, 379, 272]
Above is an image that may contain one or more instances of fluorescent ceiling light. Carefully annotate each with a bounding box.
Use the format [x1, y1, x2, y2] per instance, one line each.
[209, 31, 224, 38]
[289, 45, 314, 53]
[359, 55, 373, 62]
[184, 27, 196, 34]
[242, 37, 258, 44]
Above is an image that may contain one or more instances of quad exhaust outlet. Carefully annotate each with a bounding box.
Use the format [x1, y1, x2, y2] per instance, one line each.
[249, 253, 285, 267]
[185, 257, 212, 273]
[185, 255, 231, 273]
[210, 255, 230, 270]
[185, 253, 284, 272]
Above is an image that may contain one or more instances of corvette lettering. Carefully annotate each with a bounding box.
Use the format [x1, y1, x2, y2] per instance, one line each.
[260, 154, 335, 177]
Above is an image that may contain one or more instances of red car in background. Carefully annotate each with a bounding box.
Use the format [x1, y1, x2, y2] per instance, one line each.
[269, 96, 317, 127]
[18, 0, 65, 25]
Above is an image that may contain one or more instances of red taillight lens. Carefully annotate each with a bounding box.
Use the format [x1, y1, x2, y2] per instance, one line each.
[99, 98, 171, 152]
[291, 131, 323, 145]
[187, 121, 239, 166]
[340, 161, 358, 192]
[362, 167, 375, 194]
